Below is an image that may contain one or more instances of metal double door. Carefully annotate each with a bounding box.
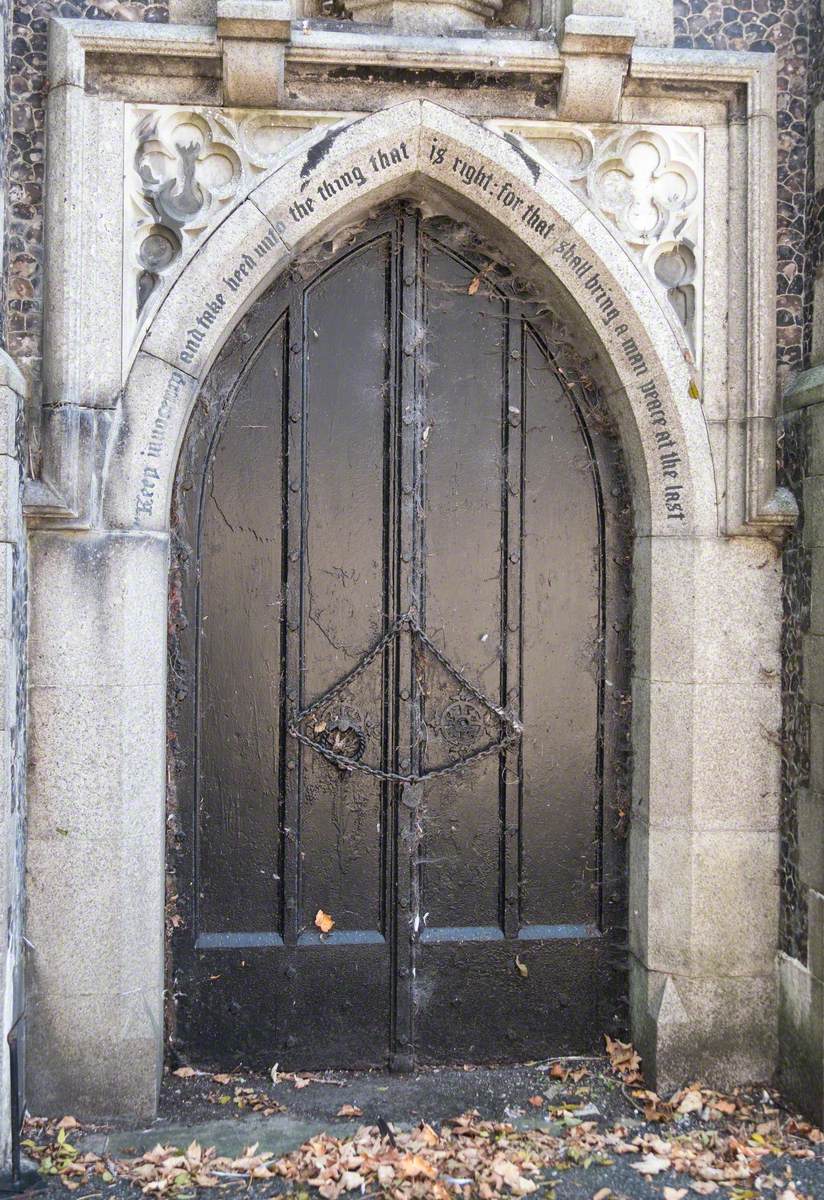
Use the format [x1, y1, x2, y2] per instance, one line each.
[173, 206, 624, 1069]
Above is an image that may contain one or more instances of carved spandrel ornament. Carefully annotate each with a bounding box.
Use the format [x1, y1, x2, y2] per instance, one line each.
[125, 108, 703, 365]
[124, 105, 343, 359]
[488, 120, 704, 362]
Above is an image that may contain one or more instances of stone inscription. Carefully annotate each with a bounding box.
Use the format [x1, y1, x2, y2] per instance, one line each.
[136, 367, 190, 520]
[553, 239, 688, 523]
[141, 129, 691, 527]
[178, 226, 283, 366]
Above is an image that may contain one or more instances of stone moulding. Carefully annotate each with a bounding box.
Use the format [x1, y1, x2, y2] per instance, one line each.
[126, 109, 704, 374]
[28, 17, 794, 539]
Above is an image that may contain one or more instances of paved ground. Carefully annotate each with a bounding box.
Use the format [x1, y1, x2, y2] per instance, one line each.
[18, 1059, 824, 1199]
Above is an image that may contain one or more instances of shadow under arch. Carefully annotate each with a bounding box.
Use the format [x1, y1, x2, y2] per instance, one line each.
[102, 99, 718, 541]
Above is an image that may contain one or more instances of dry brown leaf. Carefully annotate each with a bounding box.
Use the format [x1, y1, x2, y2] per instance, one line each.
[677, 1090, 704, 1115]
[528, 1095, 544, 1107]
[604, 1035, 643, 1083]
[663, 1190, 688, 1200]
[419, 1123, 440, 1146]
[399, 1153, 438, 1180]
[172, 1066, 197, 1078]
[56, 1117, 79, 1130]
[515, 954, 529, 978]
[630, 1154, 670, 1175]
[336, 1104, 363, 1118]
[690, 1184, 718, 1195]
[315, 909, 335, 933]
[592, 1189, 612, 1200]
[211, 1073, 232, 1085]
[468, 274, 482, 295]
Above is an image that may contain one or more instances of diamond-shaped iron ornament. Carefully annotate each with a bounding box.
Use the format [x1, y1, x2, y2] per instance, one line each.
[287, 611, 522, 784]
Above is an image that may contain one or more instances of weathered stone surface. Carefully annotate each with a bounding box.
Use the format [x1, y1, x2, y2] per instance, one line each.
[26, 531, 167, 1120]
[779, 953, 824, 1124]
[633, 958, 777, 1093]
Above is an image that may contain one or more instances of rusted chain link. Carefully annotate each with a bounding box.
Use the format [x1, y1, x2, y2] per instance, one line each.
[286, 611, 522, 784]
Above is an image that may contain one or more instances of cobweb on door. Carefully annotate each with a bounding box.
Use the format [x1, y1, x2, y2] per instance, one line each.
[288, 611, 522, 785]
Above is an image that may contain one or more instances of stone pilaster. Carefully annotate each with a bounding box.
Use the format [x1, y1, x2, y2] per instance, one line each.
[25, 530, 168, 1119]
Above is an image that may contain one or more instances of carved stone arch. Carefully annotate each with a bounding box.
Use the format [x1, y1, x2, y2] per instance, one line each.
[25, 99, 784, 1120]
[103, 100, 717, 540]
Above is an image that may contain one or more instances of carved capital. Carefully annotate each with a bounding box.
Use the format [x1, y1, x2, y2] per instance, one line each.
[558, 14, 635, 122]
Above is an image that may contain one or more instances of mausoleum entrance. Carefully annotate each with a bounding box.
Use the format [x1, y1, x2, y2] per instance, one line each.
[167, 204, 630, 1070]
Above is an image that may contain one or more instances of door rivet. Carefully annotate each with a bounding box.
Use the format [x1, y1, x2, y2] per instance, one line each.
[290, 550, 299, 561]
[400, 689, 410, 701]
[404, 274, 415, 286]
[290, 412, 301, 423]
[289, 482, 300, 492]
[509, 552, 520, 564]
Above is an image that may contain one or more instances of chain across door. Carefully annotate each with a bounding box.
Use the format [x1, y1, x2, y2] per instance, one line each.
[170, 205, 628, 1070]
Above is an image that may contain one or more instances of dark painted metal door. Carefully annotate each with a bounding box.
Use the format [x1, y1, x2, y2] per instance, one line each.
[171, 206, 627, 1070]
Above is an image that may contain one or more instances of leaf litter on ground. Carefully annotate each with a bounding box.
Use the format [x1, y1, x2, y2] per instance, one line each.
[21, 1037, 823, 1199]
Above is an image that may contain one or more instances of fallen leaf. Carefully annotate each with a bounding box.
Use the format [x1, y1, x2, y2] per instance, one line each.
[315, 909, 335, 934]
[211, 1074, 232, 1085]
[593, 1189, 612, 1200]
[604, 1035, 643, 1083]
[399, 1154, 438, 1180]
[419, 1123, 440, 1147]
[711, 1099, 736, 1115]
[336, 1104, 363, 1118]
[528, 1095, 544, 1107]
[677, 1090, 704, 1115]
[172, 1066, 197, 1078]
[663, 1190, 688, 1200]
[515, 954, 529, 978]
[690, 1184, 718, 1195]
[468, 274, 482, 295]
[56, 1117, 78, 1131]
[630, 1154, 670, 1176]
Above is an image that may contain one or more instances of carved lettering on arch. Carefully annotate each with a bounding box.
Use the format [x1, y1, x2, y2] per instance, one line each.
[486, 120, 704, 362]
